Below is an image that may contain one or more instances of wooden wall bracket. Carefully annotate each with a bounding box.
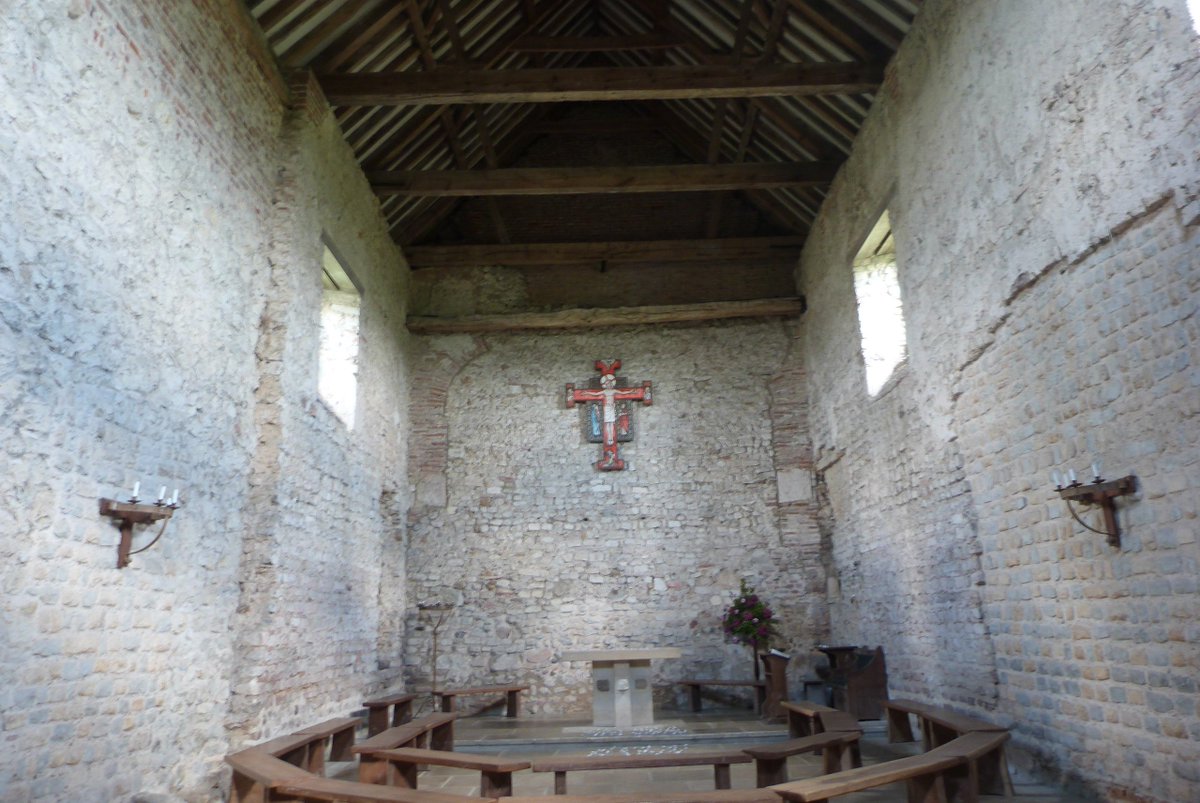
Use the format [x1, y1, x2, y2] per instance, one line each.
[1056, 475, 1137, 548]
[99, 498, 176, 568]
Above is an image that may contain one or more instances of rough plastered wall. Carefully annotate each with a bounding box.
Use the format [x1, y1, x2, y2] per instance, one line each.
[0, 2, 411, 801]
[225, 71, 412, 748]
[799, 0, 1199, 799]
[404, 320, 826, 714]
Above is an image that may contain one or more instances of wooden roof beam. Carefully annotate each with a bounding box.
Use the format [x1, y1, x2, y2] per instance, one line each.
[369, 161, 840, 196]
[403, 237, 805, 269]
[511, 33, 685, 52]
[407, 297, 807, 334]
[320, 61, 883, 105]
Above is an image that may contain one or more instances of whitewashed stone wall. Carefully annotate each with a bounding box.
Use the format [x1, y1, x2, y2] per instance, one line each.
[405, 322, 825, 714]
[0, 3, 411, 801]
[799, 0, 1199, 799]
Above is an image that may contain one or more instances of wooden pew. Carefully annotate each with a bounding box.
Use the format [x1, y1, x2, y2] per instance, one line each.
[742, 730, 862, 787]
[377, 747, 531, 797]
[530, 749, 752, 795]
[433, 685, 528, 718]
[678, 679, 767, 712]
[363, 692, 418, 736]
[353, 713, 457, 784]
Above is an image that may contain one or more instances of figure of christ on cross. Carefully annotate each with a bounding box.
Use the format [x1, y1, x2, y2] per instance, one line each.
[565, 360, 652, 471]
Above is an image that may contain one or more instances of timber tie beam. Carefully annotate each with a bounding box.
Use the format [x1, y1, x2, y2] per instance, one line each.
[369, 162, 840, 197]
[319, 62, 885, 106]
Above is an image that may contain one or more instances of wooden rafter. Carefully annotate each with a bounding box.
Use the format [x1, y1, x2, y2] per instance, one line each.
[403, 236, 805, 269]
[319, 61, 884, 105]
[368, 161, 840, 196]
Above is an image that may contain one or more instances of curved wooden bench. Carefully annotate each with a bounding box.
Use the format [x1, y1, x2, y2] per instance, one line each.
[769, 730, 1012, 802]
[530, 750, 752, 795]
[227, 746, 487, 803]
[769, 744, 965, 802]
[377, 747, 531, 797]
[679, 679, 766, 712]
[353, 713, 457, 784]
[433, 685, 528, 718]
[742, 730, 862, 787]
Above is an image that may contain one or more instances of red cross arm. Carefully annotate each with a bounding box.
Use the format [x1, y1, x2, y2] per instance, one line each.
[566, 383, 606, 408]
[614, 381, 653, 405]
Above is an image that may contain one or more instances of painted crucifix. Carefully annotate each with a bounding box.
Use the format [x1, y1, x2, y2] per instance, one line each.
[565, 360, 652, 471]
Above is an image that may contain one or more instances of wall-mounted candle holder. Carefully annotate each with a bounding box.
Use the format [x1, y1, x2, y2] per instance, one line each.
[1051, 465, 1136, 548]
[100, 483, 181, 568]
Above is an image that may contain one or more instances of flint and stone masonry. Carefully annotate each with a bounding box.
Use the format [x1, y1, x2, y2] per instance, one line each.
[0, 1, 1197, 802]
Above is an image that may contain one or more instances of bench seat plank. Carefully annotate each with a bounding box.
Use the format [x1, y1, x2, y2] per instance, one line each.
[743, 731, 861, 785]
[377, 747, 532, 796]
[433, 685, 528, 718]
[531, 750, 751, 795]
[276, 776, 491, 802]
[780, 701, 837, 738]
[353, 714, 457, 785]
[771, 746, 965, 802]
[506, 792, 779, 803]
[296, 717, 361, 765]
[363, 693, 418, 736]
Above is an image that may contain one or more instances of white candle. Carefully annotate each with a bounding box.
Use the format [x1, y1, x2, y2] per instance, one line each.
[158, 486, 167, 502]
[132, 481, 140, 499]
[1091, 462, 1101, 480]
[1067, 468, 1076, 484]
[171, 489, 179, 506]
[1052, 470, 1063, 488]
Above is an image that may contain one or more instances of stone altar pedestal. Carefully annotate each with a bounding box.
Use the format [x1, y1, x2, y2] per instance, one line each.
[562, 648, 682, 728]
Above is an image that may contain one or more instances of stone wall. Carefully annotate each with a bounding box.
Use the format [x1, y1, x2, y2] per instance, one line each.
[404, 321, 825, 714]
[799, 0, 1199, 799]
[0, 2, 411, 800]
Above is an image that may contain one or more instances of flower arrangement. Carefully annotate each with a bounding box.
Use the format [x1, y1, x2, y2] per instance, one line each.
[721, 579, 779, 649]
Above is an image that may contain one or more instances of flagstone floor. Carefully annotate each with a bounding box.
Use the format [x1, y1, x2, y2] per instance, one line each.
[330, 704, 1096, 801]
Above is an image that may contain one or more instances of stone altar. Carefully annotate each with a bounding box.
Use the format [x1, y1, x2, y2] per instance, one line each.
[561, 648, 682, 728]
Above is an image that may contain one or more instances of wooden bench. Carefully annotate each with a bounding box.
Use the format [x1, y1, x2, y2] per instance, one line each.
[363, 692, 418, 736]
[353, 713, 457, 784]
[769, 740, 967, 802]
[433, 685, 528, 718]
[678, 679, 766, 712]
[378, 747, 531, 797]
[781, 700, 838, 738]
[227, 746, 484, 802]
[770, 730, 1013, 802]
[295, 716, 361, 774]
[276, 775, 492, 802]
[226, 745, 312, 803]
[530, 750, 753, 795]
[506, 792, 778, 803]
[882, 698, 1014, 796]
[742, 730, 862, 786]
